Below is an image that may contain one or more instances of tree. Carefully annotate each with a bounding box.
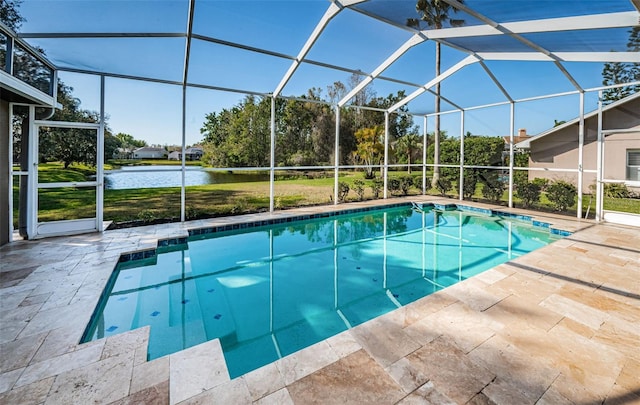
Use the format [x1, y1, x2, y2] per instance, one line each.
[38, 82, 114, 168]
[200, 95, 271, 167]
[602, 61, 635, 104]
[115, 133, 147, 149]
[394, 133, 422, 173]
[602, 27, 640, 104]
[409, 0, 464, 189]
[352, 126, 384, 179]
[0, 0, 25, 31]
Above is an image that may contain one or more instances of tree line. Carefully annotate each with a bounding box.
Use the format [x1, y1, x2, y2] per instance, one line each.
[199, 77, 418, 171]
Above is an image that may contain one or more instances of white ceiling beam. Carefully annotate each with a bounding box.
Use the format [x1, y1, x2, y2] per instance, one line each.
[387, 55, 477, 113]
[555, 52, 640, 63]
[422, 11, 639, 39]
[337, 34, 426, 107]
[273, 2, 340, 97]
[273, 0, 367, 97]
[441, 0, 583, 92]
[477, 52, 552, 61]
[477, 59, 513, 102]
[477, 52, 640, 63]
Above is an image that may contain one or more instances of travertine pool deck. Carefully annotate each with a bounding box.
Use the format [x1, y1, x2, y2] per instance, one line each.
[1, 197, 639, 404]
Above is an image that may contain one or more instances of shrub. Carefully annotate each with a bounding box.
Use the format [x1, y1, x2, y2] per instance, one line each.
[371, 178, 383, 198]
[353, 179, 365, 201]
[137, 209, 156, 223]
[363, 170, 376, 180]
[337, 181, 350, 202]
[413, 175, 424, 192]
[387, 178, 401, 195]
[546, 180, 577, 211]
[186, 206, 201, 220]
[460, 176, 477, 199]
[532, 177, 549, 191]
[482, 180, 506, 202]
[231, 197, 249, 214]
[435, 177, 452, 196]
[604, 183, 631, 198]
[515, 182, 541, 208]
[398, 175, 414, 195]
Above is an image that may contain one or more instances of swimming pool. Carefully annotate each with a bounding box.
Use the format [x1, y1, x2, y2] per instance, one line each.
[82, 203, 564, 377]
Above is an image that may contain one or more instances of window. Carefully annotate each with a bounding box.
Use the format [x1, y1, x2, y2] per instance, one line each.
[627, 149, 640, 181]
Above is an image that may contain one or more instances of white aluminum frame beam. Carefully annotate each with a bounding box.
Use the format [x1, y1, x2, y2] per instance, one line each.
[387, 55, 477, 113]
[478, 59, 513, 102]
[273, 0, 367, 97]
[478, 52, 640, 63]
[180, 0, 196, 223]
[440, 0, 584, 91]
[337, 34, 426, 107]
[421, 11, 638, 39]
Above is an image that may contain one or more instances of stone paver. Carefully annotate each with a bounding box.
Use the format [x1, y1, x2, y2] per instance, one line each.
[0, 197, 639, 404]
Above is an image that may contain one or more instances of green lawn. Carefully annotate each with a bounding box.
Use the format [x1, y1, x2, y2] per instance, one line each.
[13, 163, 639, 226]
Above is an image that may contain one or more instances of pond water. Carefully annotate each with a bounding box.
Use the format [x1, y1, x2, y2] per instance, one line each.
[104, 166, 269, 190]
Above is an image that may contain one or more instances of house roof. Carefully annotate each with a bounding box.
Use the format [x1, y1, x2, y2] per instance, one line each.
[134, 147, 167, 153]
[503, 135, 532, 145]
[516, 92, 640, 149]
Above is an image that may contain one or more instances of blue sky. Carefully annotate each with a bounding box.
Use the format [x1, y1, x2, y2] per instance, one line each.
[18, 0, 620, 146]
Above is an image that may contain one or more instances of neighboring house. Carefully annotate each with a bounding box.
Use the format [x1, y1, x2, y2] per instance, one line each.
[168, 147, 204, 161]
[132, 147, 168, 159]
[501, 128, 532, 165]
[516, 93, 640, 189]
[112, 147, 134, 159]
[502, 128, 532, 149]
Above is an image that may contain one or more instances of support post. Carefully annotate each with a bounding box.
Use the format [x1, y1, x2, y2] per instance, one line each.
[334, 105, 340, 205]
[97, 76, 105, 231]
[508, 102, 515, 208]
[270, 96, 276, 212]
[577, 91, 585, 218]
[18, 107, 30, 238]
[422, 116, 427, 195]
[180, 85, 186, 222]
[459, 110, 464, 201]
[595, 91, 604, 222]
[27, 106, 37, 239]
[383, 112, 389, 199]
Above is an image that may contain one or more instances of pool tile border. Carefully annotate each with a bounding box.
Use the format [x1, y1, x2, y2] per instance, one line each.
[116, 201, 573, 265]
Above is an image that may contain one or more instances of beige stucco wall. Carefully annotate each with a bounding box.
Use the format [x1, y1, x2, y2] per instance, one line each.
[1, 100, 9, 246]
[528, 97, 640, 191]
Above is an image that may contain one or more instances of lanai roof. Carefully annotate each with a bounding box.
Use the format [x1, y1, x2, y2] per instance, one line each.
[4, 0, 639, 116]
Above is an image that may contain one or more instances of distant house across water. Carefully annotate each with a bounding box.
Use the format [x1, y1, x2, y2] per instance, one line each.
[112, 147, 134, 160]
[168, 147, 204, 161]
[132, 147, 168, 159]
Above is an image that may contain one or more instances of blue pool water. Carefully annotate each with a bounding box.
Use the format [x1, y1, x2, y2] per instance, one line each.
[82, 204, 563, 377]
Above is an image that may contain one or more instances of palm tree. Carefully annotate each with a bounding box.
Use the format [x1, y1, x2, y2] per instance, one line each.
[394, 134, 423, 173]
[408, 0, 464, 188]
